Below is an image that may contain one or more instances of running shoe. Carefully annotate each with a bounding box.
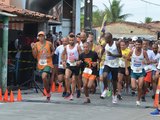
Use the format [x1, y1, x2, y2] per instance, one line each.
[117, 94, 123, 100]
[62, 92, 66, 97]
[46, 93, 51, 102]
[69, 94, 74, 101]
[83, 98, 91, 104]
[107, 90, 112, 97]
[100, 89, 108, 99]
[64, 92, 70, 98]
[76, 90, 81, 98]
[141, 96, 146, 102]
[112, 95, 117, 104]
[150, 109, 160, 116]
[131, 91, 136, 96]
[136, 101, 141, 106]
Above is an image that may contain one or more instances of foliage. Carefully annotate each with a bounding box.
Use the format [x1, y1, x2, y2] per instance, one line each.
[145, 17, 153, 23]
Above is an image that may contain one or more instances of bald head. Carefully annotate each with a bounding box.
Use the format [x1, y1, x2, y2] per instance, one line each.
[62, 37, 68, 46]
[104, 32, 112, 43]
[80, 32, 87, 43]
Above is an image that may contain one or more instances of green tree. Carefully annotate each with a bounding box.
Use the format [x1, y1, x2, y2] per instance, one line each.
[145, 17, 152, 23]
[80, 14, 84, 29]
[103, 0, 131, 22]
[92, 9, 105, 27]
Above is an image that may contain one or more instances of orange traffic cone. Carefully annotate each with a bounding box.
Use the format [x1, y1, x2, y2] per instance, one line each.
[153, 78, 160, 108]
[17, 89, 22, 102]
[57, 83, 63, 93]
[51, 82, 56, 93]
[10, 90, 14, 102]
[3, 89, 8, 102]
[43, 88, 47, 96]
[0, 88, 2, 101]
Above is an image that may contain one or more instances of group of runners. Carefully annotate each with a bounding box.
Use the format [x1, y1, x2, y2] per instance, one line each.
[30, 30, 160, 114]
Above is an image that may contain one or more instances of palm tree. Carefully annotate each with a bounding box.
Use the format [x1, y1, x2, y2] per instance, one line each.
[103, 0, 131, 22]
[92, 9, 105, 27]
[145, 17, 152, 23]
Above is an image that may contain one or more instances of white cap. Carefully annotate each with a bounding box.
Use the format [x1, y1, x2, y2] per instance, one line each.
[132, 36, 138, 41]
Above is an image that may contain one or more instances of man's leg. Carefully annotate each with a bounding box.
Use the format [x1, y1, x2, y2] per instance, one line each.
[42, 72, 51, 100]
[64, 68, 72, 97]
[71, 75, 78, 95]
[137, 77, 144, 103]
[82, 76, 90, 103]
[117, 72, 124, 100]
[58, 70, 66, 97]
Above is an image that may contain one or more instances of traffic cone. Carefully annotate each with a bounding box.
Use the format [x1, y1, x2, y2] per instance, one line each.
[3, 89, 8, 102]
[43, 88, 47, 96]
[10, 90, 14, 102]
[153, 78, 160, 108]
[0, 88, 2, 101]
[57, 83, 63, 93]
[17, 89, 22, 102]
[51, 82, 56, 93]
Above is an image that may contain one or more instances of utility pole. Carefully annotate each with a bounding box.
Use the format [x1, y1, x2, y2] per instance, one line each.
[84, 0, 92, 33]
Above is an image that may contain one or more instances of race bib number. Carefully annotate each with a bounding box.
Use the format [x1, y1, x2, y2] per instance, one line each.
[39, 59, 47, 66]
[107, 56, 116, 60]
[69, 62, 77, 66]
[59, 64, 63, 68]
[133, 67, 142, 73]
[119, 59, 125, 68]
[83, 68, 92, 74]
[144, 65, 152, 71]
[133, 63, 141, 67]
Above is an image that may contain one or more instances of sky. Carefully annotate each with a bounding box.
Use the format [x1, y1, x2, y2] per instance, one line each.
[93, 0, 160, 23]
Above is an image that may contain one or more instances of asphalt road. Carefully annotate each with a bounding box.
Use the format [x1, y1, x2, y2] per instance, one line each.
[0, 90, 159, 120]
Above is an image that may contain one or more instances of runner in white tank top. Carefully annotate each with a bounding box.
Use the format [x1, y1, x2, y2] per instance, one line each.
[128, 39, 149, 106]
[105, 41, 119, 68]
[101, 32, 122, 104]
[61, 33, 82, 100]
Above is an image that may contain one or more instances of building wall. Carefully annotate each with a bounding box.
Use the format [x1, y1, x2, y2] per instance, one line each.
[10, 0, 26, 9]
[106, 23, 156, 38]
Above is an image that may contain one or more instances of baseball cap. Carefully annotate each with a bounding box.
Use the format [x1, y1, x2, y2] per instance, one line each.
[38, 31, 45, 36]
[132, 36, 138, 42]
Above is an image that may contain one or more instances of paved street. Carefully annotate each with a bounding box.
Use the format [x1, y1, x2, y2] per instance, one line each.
[0, 89, 159, 120]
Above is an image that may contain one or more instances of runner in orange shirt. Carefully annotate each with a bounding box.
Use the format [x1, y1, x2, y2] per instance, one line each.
[31, 31, 54, 101]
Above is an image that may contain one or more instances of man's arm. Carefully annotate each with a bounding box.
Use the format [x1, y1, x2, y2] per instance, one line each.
[127, 50, 133, 61]
[143, 50, 150, 64]
[115, 42, 122, 57]
[31, 42, 37, 59]
[92, 52, 98, 67]
[47, 42, 54, 58]
[61, 46, 67, 62]
[77, 45, 82, 55]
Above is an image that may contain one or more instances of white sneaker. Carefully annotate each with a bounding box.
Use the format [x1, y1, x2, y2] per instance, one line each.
[112, 95, 117, 104]
[136, 101, 140, 106]
[100, 89, 108, 98]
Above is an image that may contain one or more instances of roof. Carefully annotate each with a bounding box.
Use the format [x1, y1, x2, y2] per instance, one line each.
[107, 21, 160, 33]
[0, 2, 55, 22]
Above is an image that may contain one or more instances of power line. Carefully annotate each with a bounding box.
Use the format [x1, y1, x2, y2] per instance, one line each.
[140, 0, 160, 7]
